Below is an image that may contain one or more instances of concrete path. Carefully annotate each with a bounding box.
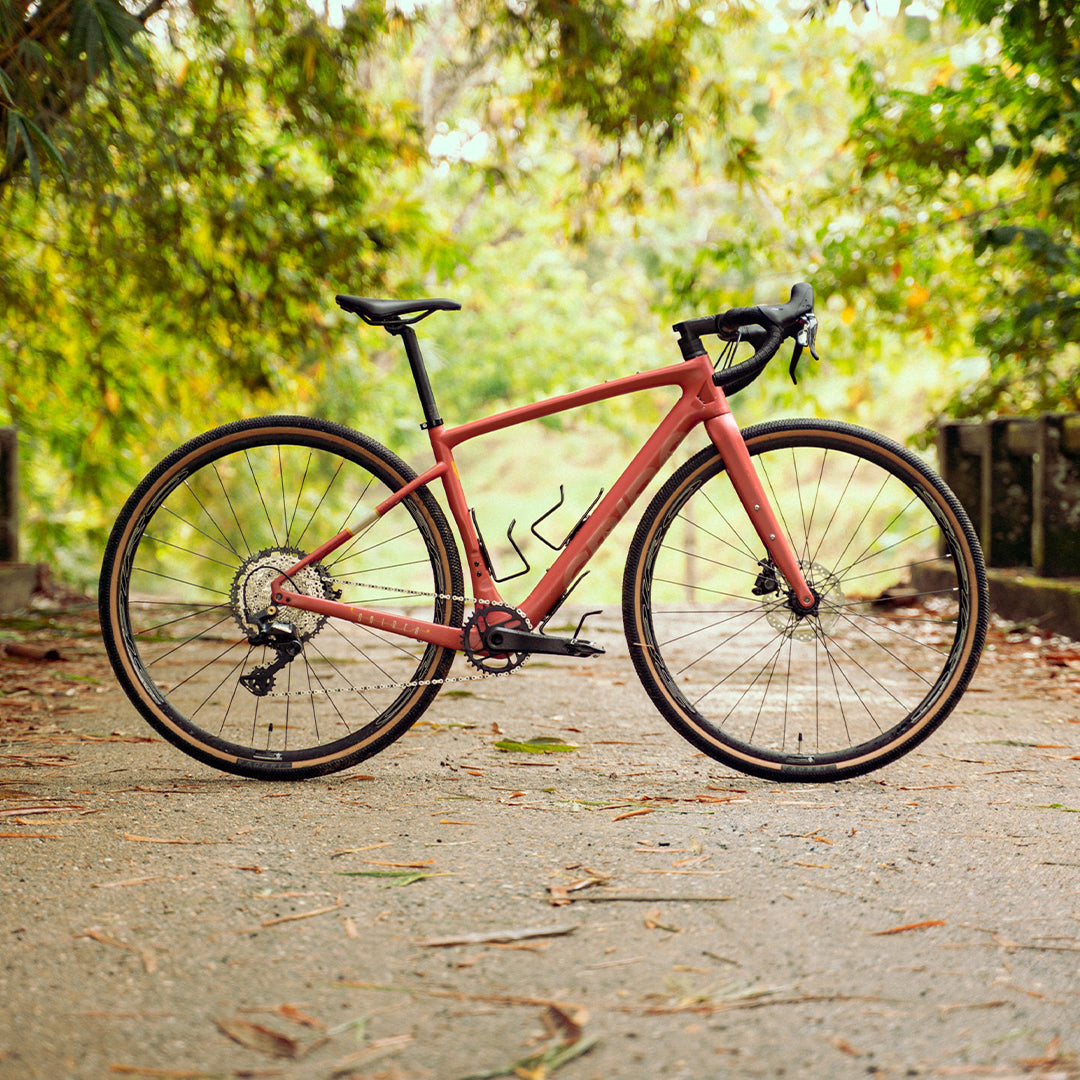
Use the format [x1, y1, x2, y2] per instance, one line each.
[1, 601, 1079, 1079]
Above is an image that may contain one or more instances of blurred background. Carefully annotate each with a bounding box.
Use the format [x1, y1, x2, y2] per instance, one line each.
[2, 0, 1076, 590]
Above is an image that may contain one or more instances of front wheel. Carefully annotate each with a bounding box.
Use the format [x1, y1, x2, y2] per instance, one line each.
[622, 420, 988, 782]
[99, 416, 464, 780]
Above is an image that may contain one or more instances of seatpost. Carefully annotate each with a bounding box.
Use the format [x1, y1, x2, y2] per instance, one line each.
[390, 321, 443, 430]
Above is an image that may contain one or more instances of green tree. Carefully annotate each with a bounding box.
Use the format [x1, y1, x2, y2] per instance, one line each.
[1, 0, 152, 190]
[832, 0, 1080, 419]
[0, 0, 743, 579]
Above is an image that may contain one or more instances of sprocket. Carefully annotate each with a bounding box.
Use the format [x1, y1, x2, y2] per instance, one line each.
[462, 603, 531, 674]
[231, 546, 338, 642]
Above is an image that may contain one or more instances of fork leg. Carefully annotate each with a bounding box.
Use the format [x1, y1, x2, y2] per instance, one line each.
[704, 412, 815, 609]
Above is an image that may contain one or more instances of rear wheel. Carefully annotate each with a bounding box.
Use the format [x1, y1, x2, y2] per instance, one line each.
[623, 420, 987, 782]
[99, 416, 464, 779]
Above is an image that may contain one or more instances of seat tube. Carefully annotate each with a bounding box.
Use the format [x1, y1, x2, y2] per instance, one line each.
[705, 413, 815, 610]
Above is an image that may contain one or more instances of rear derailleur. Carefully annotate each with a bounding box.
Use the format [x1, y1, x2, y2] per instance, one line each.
[239, 608, 303, 697]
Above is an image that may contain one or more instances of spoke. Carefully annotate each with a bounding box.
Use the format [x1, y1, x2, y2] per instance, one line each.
[132, 565, 230, 599]
[214, 462, 253, 557]
[839, 607, 953, 654]
[825, 483, 902, 583]
[833, 609, 942, 678]
[699, 632, 788, 725]
[812, 455, 868, 569]
[691, 621, 787, 706]
[142, 532, 238, 572]
[835, 520, 938, 582]
[675, 509, 761, 567]
[160, 505, 239, 562]
[131, 603, 231, 637]
[303, 639, 377, 719]
[658, 542, 761, 580]
[656, 605, 762, 650]
[652, 575, 772, 605]
[838, 553, 952, 588]
[832, 587, 959, 612]
[139, 612, 237, 661]
[811, 620, 915, 713]
[328, 527, 425, 571]
[190, 648, 254, 722]
[158, 635, 251, 696]
[294, 459, 344, 550]
[181, 479, 243, 560]
[244, 449, 280, 547]
[327, 619, 425, 677]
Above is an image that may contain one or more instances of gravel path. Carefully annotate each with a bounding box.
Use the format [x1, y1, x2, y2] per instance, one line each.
[2, 601, 1079, 1079]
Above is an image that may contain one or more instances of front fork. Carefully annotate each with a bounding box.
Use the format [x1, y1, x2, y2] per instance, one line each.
[704, 412, 816, 612]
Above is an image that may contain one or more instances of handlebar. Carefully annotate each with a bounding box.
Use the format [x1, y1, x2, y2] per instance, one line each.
[673, 282, 817, 395]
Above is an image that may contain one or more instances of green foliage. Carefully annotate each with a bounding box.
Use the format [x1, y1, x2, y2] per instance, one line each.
[4, 0, 1073, 583]
[0, 0, 149, 190]
[1, 0, 432, 578]
[838, 0, 1080, 420]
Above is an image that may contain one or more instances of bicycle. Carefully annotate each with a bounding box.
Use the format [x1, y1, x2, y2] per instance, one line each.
[99, 283, 988, 783]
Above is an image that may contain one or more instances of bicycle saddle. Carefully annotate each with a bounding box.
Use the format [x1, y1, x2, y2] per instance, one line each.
[336, 295, 461, 326]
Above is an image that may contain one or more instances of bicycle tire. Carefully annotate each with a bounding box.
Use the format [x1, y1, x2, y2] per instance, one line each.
[623, 419, 987, 782]
[99, 416, 464, 780]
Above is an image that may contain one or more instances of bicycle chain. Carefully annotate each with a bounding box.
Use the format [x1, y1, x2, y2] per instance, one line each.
[261, 579, 519, 699]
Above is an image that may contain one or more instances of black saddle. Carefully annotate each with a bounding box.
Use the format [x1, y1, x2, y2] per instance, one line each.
[336, 295, 460, 327]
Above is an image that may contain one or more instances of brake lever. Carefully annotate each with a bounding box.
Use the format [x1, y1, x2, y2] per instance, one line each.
[788, 314, 819, 385]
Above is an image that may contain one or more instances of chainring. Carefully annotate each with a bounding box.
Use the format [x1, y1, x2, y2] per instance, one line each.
[462, 603, 531, 674]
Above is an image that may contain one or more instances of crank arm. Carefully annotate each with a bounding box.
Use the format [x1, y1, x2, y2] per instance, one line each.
[482, 625, 605, 658]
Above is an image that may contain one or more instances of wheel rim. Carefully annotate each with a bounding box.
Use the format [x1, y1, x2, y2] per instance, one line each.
[111, 429, 457, 765]
[636, 430, 979, 770]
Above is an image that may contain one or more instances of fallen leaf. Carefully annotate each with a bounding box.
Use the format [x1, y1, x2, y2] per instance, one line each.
[543, 1003, 587, 1047]
[611, 807, 654, 821]
[872, 920, 946, 936]
[0, 804, 83, 816]
[494, 737, 579, 754]
[123, 833, 218, 845]
[276, 1004, 325, 1030]
[362, 859, 434, 869]
[215, 1016, 299, 1058]
[418, 924, 577, 947]
[261, 900, 344, 927]
[829, 1035, 862, 1056]
[335, 870, 444, 886]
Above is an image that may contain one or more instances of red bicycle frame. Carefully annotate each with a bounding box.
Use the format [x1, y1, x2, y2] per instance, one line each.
[270, 350, 814, 646]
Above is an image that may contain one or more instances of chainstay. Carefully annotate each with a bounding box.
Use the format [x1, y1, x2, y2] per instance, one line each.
[264, 577, 520, 698]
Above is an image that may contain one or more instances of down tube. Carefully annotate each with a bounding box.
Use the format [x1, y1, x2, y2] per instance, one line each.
[519, 391, 719, 624]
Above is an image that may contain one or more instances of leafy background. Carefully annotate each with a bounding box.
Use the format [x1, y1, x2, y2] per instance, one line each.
[2, 0, 1076, 585]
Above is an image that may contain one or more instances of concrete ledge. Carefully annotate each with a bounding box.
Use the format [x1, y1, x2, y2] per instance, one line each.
[0, 563, 37, 615]
[914, 561, 1080, 640]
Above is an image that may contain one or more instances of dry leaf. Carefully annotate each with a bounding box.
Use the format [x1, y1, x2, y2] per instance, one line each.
[872, 919, 946, 936]
[123, 834, 217, 845]
[276, 1004, 325, 1030]
[419, 924, 576, 947]
[829, 1035, 862, 1056]
[215, 1016, 299, 1058]
[261, 900, 343, 927]
[542, 1003, 586, 1046]
[611, 807, 654, 822]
